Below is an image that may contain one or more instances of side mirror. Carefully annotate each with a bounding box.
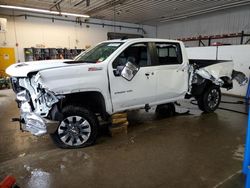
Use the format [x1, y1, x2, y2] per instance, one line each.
[121, 61, 139, 81]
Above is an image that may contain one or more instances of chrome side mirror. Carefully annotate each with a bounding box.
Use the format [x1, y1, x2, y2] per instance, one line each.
[121, 61, 139, 81]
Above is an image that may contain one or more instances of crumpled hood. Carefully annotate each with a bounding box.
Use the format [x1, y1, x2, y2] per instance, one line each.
[6, 59, 75, 77]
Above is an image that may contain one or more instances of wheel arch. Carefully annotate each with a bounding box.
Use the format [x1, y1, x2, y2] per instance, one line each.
[56, 91, 109, 119]
[220, 76, 233, 90]
[191, 78, 215, 97]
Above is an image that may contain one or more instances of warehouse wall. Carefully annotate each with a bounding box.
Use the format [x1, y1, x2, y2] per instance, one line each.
[157, 5, 250, 46]
[0, 12, 156, 62]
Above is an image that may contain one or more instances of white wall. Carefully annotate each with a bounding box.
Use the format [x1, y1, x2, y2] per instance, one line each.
[157, 5, 250, 96]
[187, 45, 250, 97]
[0, 12, 156, 62]
[157, 5, 250, 46]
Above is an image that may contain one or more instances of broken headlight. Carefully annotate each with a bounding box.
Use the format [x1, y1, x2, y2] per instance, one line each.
[16, 90, 30, 102]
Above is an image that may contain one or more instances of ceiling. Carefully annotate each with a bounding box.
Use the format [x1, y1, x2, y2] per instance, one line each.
[1, 0, 250, 25]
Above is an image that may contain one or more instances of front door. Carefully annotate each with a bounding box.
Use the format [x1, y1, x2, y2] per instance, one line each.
[108, 42, 157, 112]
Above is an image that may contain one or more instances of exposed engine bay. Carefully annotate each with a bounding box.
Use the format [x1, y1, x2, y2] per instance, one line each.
[11, 74, 60, 136]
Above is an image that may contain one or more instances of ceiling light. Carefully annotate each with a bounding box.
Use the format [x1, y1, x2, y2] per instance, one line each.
[0, 5, 90, 18]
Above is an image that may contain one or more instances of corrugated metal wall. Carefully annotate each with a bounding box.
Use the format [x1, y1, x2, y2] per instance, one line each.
[157, 5, 250, 47]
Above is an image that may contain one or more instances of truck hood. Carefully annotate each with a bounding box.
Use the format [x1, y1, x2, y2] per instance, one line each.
[6, 59, 76, 77]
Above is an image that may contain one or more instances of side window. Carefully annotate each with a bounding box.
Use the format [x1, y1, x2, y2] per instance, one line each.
[112, 43, 151, 69]
[155, 42, 182, 65]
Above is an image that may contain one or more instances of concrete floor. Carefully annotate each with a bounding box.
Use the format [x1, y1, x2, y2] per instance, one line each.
[0, 89, 247, 188]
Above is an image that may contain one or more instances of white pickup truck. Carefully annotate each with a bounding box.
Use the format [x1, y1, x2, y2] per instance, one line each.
[6, 38, 247, 148]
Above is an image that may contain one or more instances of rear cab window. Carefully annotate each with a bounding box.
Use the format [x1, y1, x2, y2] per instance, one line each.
[154, 42, 183, 65]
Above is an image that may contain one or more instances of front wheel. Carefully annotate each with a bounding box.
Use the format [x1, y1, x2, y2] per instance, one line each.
[197, 85, 221, 113]
[51, 106, 98, 149]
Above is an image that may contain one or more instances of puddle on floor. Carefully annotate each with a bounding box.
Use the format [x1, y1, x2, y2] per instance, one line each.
[233, 144, 244, 161]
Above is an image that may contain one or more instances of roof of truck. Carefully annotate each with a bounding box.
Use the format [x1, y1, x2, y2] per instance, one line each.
[103, 38, 181, 43]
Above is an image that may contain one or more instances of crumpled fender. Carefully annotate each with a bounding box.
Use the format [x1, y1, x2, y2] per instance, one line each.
[232, 70, 248, 86]
[194, 62, 248, 86]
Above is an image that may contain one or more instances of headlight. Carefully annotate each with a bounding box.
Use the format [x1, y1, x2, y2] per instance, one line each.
[16, 90, 30, 102]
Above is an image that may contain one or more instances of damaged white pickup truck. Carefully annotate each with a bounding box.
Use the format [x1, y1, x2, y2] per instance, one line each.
[6, 38, 247, 148]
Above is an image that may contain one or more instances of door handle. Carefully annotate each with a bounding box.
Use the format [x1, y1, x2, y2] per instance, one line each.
[145, 72, 154, 76]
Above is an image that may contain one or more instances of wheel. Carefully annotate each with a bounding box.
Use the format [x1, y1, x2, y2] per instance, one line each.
[155, 103, 175, 118]
[51, 105, 98, 149]
[197, 85, 221, 113]
[196, 97, 205, 111]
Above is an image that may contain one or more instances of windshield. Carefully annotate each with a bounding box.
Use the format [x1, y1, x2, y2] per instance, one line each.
[74, 42, 123, 63]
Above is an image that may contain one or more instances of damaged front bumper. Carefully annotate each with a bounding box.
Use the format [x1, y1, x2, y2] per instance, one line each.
[20, 102, 59, 136]
[12, 75, 61, 136]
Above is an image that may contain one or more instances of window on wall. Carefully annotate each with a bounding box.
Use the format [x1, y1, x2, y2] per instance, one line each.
[112, 42, 151, 68]
[155, 43, 182, 65]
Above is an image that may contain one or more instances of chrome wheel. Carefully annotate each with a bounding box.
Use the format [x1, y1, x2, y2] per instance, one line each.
[207, 89, 220, 109]
[58, 116, 91, 146]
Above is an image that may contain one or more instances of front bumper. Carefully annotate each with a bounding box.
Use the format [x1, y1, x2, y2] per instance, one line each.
[21, 113, 59, 136]
[20, 102, 59, 136]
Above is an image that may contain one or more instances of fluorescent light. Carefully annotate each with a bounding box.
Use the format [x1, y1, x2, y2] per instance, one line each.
[60, 12, 89, 18]
[0, 5, 90, 18]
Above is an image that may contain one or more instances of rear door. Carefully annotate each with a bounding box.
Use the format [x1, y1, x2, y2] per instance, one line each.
[152, 42, 189, 102]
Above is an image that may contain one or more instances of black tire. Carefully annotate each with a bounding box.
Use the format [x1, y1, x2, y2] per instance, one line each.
[50, 105, 98, 149]
[197, 97, 205, 111]
[197, 85, 221, 113]
[155, 103, 175, 118]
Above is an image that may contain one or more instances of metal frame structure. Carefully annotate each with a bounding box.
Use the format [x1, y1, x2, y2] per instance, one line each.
[178, 31, 250, 46]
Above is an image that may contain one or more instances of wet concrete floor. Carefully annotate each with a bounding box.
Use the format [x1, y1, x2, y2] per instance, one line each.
[0, 89, 247, 188]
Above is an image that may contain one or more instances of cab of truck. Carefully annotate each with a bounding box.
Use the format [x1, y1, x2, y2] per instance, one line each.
[106, 38, 189, 112]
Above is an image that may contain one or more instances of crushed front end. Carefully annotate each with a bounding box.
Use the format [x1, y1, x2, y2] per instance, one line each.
[10, 73, 60, 136]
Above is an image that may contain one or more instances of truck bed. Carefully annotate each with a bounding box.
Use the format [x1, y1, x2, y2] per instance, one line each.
[189, 59, 232, 68]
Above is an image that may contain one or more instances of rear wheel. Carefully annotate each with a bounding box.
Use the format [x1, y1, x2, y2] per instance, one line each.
[51, 105, 98, 149]
[197, 85, 221, 113]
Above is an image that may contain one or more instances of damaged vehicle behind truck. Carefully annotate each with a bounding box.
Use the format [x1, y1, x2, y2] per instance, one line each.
[6, 38, 247, 148]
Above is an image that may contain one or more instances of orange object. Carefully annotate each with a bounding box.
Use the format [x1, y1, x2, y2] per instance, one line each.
[0, 176, 16, 188]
